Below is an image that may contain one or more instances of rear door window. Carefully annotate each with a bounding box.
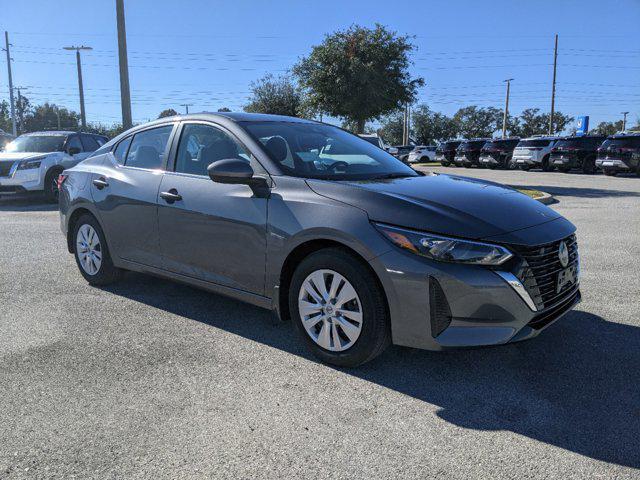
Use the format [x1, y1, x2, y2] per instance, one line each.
[125, 125, 174, 170]
[66, 135, 83, 153]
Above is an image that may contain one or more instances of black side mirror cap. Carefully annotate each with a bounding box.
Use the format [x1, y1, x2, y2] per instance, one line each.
[68, 147, 81, 155]
[207, 158, 267, 187]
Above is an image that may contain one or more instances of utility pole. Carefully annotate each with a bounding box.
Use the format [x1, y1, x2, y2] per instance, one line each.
[63, 46, 92, 129]
[549, 34, 558, 135]
[402, 104, 411, 145]
[116, 0, 133, 130]
[55, 107, 61, 129]
[180, 104, 193, 114]
[621, 111, 629, 131]
[502, 78, 514, 139]
[3, 31, 17, 136]
[15, 87, 23, 134]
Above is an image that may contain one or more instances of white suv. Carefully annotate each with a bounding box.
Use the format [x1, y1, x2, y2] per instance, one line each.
[407, 145, 437, 163]
[512, 136, 558, 171]
[0, 131, 107, 201]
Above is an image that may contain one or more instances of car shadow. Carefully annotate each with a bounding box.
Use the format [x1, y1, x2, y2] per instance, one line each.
[102, 272, 640, 468]
[0, 193, 58, 211]
[516, 185, 640, 199]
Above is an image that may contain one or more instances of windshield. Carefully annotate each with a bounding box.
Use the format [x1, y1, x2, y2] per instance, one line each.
[5, 135, 66, 153]
[360, 136, 380, 147]
[555, 137, 604, 149]
[518, 139, 553, 148]
[241, 121, 418, 180]
[607, 136, 640, 149]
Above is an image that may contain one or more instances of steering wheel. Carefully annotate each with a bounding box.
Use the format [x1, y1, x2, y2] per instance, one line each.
[324, 160, 349, 172]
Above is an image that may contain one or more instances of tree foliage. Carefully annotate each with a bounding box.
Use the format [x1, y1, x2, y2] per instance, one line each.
[294, 24, 423, 133]
[590, 120, 623, 136]
[379, 111, 404, 145]
[158, 108, 178, 118]
[452, 106, 502, 139]
[412, 105, 459, 144]
[507, 108, 574, 137]
[244, 74, 302, 117]
[217, 107, 232, 112]
[23, 102, 80, 132]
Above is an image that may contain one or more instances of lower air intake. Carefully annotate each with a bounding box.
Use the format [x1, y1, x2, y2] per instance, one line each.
[429, 276, 452, 337]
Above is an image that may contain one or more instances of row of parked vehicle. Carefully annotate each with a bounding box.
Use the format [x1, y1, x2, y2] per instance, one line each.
[434, 132, 640, 176]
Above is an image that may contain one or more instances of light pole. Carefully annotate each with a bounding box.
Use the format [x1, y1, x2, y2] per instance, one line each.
[116, 0, 132, 130]
[502, 78, 514, 139]
[621, 111, 629, 131]
[63, 46, 92, 129]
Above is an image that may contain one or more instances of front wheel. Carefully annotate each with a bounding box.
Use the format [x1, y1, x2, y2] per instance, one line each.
[44, 167, 63, 203]
[73, 214, 123, 285]
[289, 248, 390, 367]
[541, 156, 553, 172]
[582, 156, 596, 174]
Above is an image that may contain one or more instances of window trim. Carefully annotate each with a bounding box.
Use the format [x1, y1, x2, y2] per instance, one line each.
[116, 122, 178, 172]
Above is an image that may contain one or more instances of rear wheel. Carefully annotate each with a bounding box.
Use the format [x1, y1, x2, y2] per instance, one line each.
[44, 167, 63, 203]
[289, 248, 390, 367]
[541, 155, 553, 172]
[603, 168, 617, 177]
[73, 213, 123, 285]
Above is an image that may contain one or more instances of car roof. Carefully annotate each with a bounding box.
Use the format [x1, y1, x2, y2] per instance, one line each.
[23, 130, 76, 136]
[520, 135, 557, 140]
[610, 131, 640, 138]
[145, 112, 316, 125]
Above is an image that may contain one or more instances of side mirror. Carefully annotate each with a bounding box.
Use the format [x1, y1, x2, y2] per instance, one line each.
[207, 158, 264, 186]
[68, 146, 81, 156]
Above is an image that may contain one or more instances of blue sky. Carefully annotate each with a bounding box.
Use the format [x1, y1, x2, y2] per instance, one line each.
[1, 0, 639, 129]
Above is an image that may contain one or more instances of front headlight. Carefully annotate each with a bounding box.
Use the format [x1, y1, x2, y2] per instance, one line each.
[17, 157, 45, 170]
[374, 223, 513, 266]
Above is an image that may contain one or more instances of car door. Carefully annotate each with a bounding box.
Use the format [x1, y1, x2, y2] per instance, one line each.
[91, 123, 177, 268]
[157, 122, 268, 295]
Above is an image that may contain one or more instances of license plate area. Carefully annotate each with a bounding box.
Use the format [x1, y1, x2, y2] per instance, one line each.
[557, 265, 577, 293]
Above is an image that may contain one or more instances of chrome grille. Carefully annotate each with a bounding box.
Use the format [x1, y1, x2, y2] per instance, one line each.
[511, 235, 579, 311]
[0, 161, 15, 177]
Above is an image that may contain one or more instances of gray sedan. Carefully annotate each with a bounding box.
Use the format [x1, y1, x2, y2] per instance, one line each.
[59, 113, 580, 367]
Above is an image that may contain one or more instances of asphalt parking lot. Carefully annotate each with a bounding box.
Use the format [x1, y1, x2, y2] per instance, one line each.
[1, 168, 639, 479]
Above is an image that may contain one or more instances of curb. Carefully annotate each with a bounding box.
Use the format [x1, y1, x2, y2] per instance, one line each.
[535, 191, 556, 205]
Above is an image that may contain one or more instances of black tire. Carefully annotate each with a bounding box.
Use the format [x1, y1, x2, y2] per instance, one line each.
[519, 164, 530, 171]
[541, 155, 553, 172]
[72, 213, 123, 286]
[582, 156, 596, 174]
[603, 168, 617, 177]
[289, 248, 390, 367]
[558, 166, 571, 173]
[440, 161, 450, 167]
[44, 167, 63, 203]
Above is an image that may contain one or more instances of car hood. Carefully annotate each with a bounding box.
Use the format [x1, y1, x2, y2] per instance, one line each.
[306, 173, 573, 244]
[0, 152, 52, 161]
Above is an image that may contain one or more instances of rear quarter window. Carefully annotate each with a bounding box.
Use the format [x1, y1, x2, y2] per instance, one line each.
[113, 136, 132, 164]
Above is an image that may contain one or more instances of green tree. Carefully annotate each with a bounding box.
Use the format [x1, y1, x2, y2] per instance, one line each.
[217, 107, 232, 112]
[85, 122, 127, 139]
[23, 103, 80, 132]
[513, 108, 574, 137]
[294, 24, 423, 133]
[244, 73, 302, 117]
[158, 108, 178, 118]
[15, 94, 31, 134]
[590, 120, 624, 136]
[379, 111, 404, 145]
[412, 105, 458, 144]
[452, 106, 502, 138]
[0, 100, 12, 133]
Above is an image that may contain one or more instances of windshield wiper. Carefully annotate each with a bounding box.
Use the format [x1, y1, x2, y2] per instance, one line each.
[370, 173, 416, 180]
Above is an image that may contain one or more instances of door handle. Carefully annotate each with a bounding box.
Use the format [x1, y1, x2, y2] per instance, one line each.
[160, 189, 182, 203]
[92, 177, 109, 189]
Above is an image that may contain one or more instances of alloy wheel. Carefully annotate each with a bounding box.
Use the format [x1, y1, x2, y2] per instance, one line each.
[76, 224, 102, 275]
[297, 269, 363, 352]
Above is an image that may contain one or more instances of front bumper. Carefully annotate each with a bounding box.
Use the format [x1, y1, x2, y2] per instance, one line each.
[370, 248, 580, 351]
[0, 164, 44, 192]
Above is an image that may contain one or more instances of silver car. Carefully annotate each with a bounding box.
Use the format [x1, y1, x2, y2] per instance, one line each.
[59, 113, 581, 367]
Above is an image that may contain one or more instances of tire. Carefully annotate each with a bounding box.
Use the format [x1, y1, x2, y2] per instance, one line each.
[519, 164, 530, 171]
[603, 168, 617, 177]
[558, 166, 571, 173]
[73, 213, 123, 286]
[440, 161, 450, 167]
[582, 156, 596, 174]
[541, 155, 553, 172]
[44, 167, 63, 203]
[289, 248, 390, 367]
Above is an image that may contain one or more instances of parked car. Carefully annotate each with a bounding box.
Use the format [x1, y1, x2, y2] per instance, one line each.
[59, 113, 581, 367]
[0, 131, 108, 201]
[0, 129, 14, 151]
[407, 145, 436, 164]
[549, 135, 606, 174]
[513, 136, 557, 171]
[454, 139, 490, 167]
[392, 145, 416, 163]
[479, 138, 520, 169]
[596, 132, 640, 176]
[435, 140, 462, 166]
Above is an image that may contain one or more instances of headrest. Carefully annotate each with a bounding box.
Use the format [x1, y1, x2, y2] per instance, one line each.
[264, 136, 288, 163]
